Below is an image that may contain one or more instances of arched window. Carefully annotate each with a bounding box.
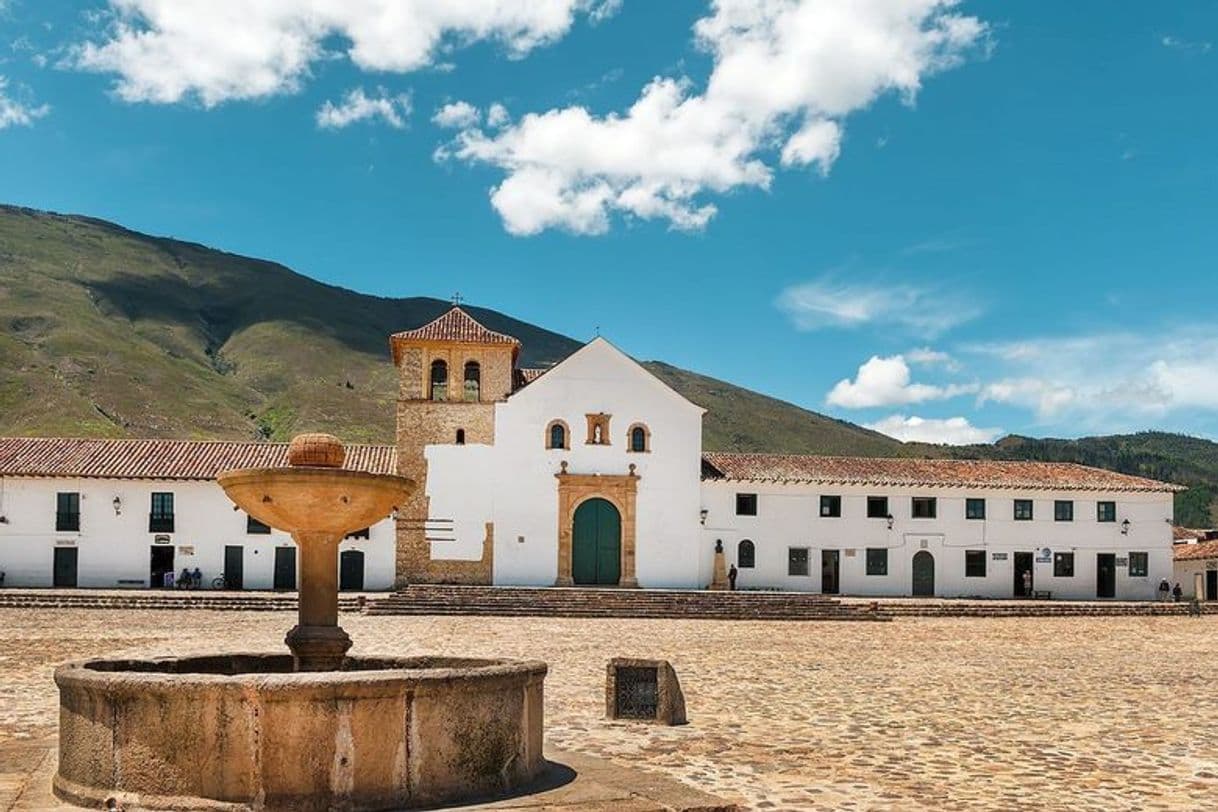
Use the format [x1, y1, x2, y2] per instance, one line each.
[463, 361, 481, 402]
[429, 359, 448, 401]
[738, 539, 755, 569]
[455, 428, 466, 445]
[627, 423, 650, 453]
[546, 420, 569, 450]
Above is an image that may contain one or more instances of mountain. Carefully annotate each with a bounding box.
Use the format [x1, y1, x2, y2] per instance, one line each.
[1, 204, 1214, 525]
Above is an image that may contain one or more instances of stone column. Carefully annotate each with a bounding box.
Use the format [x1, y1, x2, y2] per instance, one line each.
[285, 531, 351, 671]
[1196, 571, 1206, 602]
[555, 485, 574, 586]
[619, 486, 639, 588]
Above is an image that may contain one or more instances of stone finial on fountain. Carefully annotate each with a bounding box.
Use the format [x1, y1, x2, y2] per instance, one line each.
[288, 432, 346, 468]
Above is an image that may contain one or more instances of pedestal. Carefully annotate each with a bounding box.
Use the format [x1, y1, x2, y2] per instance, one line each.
[709, 546, 728, 591]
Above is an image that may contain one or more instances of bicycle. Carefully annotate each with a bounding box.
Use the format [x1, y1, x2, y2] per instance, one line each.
[211, 573, 228, 589]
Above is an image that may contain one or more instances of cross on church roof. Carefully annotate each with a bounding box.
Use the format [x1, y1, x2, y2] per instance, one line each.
[451, 292, 464, 305]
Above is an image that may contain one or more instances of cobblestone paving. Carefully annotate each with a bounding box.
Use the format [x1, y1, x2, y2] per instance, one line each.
[2, 609, 1216, 810]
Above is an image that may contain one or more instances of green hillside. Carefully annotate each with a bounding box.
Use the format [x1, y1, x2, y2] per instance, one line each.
[1, 204, 1214, 525]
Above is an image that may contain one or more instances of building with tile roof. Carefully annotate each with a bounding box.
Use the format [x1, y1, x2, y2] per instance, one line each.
[0, 305, 1187, 599]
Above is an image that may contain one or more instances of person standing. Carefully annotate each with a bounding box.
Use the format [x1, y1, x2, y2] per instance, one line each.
[1022, 569, 1033, 597]
[1158, 578, 1171, 602]
[1172, 582, 1183, 602]
[728, 564, 738, 591]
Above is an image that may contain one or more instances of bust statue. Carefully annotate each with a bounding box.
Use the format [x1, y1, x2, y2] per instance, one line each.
[714, 539, 723, 554]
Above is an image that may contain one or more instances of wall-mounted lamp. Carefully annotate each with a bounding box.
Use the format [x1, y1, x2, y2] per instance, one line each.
[0, 515, 8, 524]
[112, 496, 122, 516]
[699, 508, 708, 526]
[1121, 518, 1131, 536]
[886, 514, 894, 531]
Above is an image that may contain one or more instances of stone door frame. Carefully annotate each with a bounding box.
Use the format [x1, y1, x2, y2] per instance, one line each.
[555, 468, 639, 587]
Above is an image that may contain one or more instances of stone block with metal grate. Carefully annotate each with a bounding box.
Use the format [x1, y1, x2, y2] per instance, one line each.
[605, 657, 686, 725]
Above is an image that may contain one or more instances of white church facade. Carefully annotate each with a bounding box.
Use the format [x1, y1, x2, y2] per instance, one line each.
[0, 308, 1183, 600]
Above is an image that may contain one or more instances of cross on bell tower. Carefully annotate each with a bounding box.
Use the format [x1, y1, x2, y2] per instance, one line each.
[451, 292, 464, 306]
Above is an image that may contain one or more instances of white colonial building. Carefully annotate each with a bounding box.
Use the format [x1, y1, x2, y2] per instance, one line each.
[0, 307, 1185, 600]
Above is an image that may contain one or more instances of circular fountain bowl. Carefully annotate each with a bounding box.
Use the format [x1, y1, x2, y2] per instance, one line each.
[54, 654, 547, 811]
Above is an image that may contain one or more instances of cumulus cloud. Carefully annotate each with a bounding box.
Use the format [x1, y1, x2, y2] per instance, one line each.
[968, 330, 1218, 429]
[486, 102, 510, 128]
[0, 76, 49, 128]
[866, 414, 1002, 445]
[432, 100, 481, 129]
[316, 87, 411, 129]
[776, 277, 982, 337]
[826, 355, 977, 409]
[71, 0, 619, 107]
[440, 0, 989, 234]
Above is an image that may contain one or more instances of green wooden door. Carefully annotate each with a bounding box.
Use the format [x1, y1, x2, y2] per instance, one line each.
[912, 550, 935, 596]
[572, 498, 621, 586]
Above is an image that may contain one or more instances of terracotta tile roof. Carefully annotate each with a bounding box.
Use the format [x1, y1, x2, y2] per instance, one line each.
[1174, 538, 1218, 561]
[0, 438, 397, 481]
[1174, 526, 1218, 543]
[701, 452, 1184, 492]
[390, 307, 520, 347]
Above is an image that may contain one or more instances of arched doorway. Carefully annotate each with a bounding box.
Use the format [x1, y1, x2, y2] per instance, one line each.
[912, 550, 935, 596]
[572, 498, 621, 586]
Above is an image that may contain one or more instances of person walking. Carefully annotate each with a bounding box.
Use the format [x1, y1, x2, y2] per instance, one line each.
[1158, 578, 1171, 602]
[728, 564, 738, 591]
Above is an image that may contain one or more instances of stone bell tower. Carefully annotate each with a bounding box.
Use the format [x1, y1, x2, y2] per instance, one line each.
[389, 306, 520, 586]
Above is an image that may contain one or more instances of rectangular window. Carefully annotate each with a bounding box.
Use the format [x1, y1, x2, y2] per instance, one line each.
[246, 514, 271, 535]
[965, 550, 987, 577]
[735, 493, 758, 516]
[1097, 501, 1117, 523]
[866, 496, 889, 519]
[149, 492, 175, 533]
[56, 492, 81, 532]
[1054, 500, 1074, 522]
[911, 497, 937, 519]
[1054, 552, 1075, 577]
[866, 548, 888, 576]
[788, 547, 810, 576]
[819, 495, 842, 518]
[346, 527, 371, 540]
[1014, 499, 1034, 521]
[965, 498, 986, 520]
[1128, 552, 1148, 577]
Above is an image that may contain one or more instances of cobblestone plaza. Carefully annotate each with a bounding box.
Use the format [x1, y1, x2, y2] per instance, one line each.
[2, 609, 1216, 810]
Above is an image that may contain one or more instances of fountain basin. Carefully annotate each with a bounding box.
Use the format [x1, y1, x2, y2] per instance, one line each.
[54, 654, 547, 811]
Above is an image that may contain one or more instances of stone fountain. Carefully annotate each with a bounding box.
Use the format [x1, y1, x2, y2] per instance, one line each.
[53, 433, 547, 811]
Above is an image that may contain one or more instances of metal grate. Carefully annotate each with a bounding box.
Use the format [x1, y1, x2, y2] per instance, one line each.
[614, 666, 658, 719]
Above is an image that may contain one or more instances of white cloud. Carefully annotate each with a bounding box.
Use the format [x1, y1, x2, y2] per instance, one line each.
[866, 414, 1002, 445]
[1161, 35, 1212, 54]
[776, 277, 982, 337]
[827, 355, 977, 409]
[0, 75, 49, 128]
[432, 100, 481, 129]
[316, 87, 411, 129]
[71, 0, 616, 107]
[440, 0, 989, 234]
[968, 330, 1218, 428]
[486, 102, 510, 128]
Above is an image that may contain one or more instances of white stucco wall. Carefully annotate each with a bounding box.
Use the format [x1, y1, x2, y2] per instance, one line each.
[0, 476, 395, 590]
[1173, 554, 1218, 600]
[701, 482, 1176, 599]
[422, 338, 707, 588]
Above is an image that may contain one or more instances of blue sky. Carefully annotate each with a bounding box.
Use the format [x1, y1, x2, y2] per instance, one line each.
[1, 1, 1216, 444]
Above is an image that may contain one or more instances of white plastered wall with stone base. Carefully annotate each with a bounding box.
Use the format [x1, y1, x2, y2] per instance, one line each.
[701, 481, 1175, 599]
[0, 476, 395, 589]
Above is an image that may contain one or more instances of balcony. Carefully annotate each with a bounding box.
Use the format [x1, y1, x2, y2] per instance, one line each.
[149, 514, 175, 533]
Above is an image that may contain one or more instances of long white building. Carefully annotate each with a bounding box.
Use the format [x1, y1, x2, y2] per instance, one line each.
[0, 307, 1184, 600]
